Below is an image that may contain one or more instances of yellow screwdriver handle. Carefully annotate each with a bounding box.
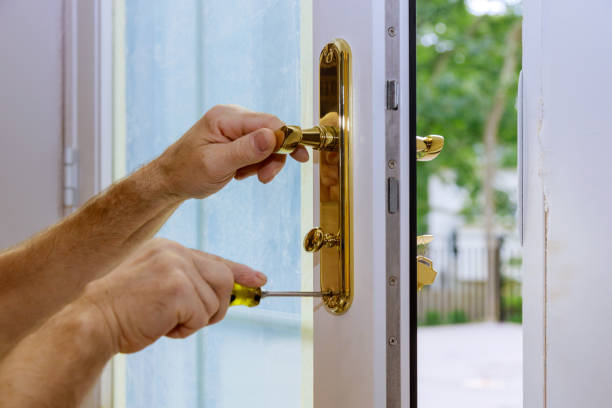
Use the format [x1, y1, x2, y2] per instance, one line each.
[230, 283, 262, 307]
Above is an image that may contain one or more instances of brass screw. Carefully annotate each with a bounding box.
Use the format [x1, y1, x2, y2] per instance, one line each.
[388, 159, 396, 169]
[388, 276, 397, 286]
[388, 336, 398, 346]
[387, 26, 397, 37]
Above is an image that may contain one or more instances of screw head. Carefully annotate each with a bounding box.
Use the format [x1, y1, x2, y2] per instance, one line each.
[388, 159, 396, 169]
[388, 276, 397, 286]
[388, 336, 398, 346]
[387, 26, 397, 37]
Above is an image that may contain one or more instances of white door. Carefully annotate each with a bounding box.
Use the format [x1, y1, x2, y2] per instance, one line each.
[79, 0, 417, 406]
[312, 2, 417, 408]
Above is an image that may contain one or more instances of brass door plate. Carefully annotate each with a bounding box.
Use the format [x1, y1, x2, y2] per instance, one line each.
[272, 39, 353, 315]
[317, 39, 353, 314]
[295, 39, 352, 315]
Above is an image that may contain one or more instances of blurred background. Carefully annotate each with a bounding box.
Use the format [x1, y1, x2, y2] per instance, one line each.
[416, 1, 523, 407]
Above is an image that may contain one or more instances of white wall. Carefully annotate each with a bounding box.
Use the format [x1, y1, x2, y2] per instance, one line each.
[0, 0, 64, 249]
[522, 0, 612, 406]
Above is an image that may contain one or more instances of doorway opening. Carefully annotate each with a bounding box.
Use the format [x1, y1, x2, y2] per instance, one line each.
[416, 1, 522, 407]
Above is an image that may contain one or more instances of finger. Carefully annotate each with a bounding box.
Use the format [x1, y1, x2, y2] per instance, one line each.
[167, 325, 196, 339]
[234, 163, 260, 180]
[257, 155, 286, 184]
[191, 250, 267, 287]
[234, 112, 284, 138]
[205, 128, 276, 176]
[166, 281, 219, 338]
[290, 146, 310, 162]
[189, 258, 232, 325]
[211, 105, 285, 140]
[235, 147, 309, 180]
[234, 154, 278, 181]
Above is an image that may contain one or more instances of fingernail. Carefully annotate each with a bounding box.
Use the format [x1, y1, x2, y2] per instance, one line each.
[255, 272, 267, 284]
[253, 130, 272, 153]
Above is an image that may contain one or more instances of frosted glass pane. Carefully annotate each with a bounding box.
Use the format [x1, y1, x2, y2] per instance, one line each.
[120, 1, 305, 407]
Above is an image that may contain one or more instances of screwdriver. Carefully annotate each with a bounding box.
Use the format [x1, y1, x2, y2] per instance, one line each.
[230, 283, 328, 307]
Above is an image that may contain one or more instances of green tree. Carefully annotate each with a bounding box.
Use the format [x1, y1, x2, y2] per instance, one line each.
[416, 0, 521, 234]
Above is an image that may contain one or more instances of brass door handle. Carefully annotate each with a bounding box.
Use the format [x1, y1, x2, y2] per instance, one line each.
[303, 228, 340, 252]
[416, 235, 438, 291]
[416, 134, 444, 290]
[417, 135, 444, 161]
[417, 234, 434, 247]
[274, 125, 339, 153]
[417, 256, 437, 291]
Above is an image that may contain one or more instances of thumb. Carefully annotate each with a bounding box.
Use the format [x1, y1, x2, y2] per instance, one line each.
[207, 128, 276, 174]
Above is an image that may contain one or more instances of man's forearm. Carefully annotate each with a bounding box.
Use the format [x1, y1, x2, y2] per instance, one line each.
[0, 160, 182, 355]
[0, 297, 116, 408]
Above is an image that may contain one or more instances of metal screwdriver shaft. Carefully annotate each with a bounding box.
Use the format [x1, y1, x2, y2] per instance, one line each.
[230, 283, 329, 307]
[262, 291, 327, 298]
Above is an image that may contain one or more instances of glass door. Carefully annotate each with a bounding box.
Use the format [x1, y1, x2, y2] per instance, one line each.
[109, 0, 415, 406]
[112, 1, 313, 406]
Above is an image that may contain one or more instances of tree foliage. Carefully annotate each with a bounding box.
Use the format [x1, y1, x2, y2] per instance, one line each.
[416, 0, 522, 233]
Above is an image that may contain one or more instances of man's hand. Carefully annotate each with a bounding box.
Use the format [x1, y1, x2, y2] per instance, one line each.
[0, 104, 301, 356]
[0, 238, 260, 407]
[84, 238, 265, 354]
[155, 104, 309, 200]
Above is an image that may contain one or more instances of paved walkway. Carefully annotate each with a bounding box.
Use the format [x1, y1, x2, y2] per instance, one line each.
[418, 323, 522, 408]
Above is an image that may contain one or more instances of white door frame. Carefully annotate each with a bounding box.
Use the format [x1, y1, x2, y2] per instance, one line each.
[522, 1, 612, 407]
[74, 0, 416, 406]
[520, 2, 546, 405]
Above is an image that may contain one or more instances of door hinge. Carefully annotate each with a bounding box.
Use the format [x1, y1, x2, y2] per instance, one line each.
[63, 147, 78, 210]
[386, 80, 399, 110]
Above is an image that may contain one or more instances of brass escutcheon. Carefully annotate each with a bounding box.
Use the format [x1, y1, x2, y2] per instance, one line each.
[271, 39, 353, 315]
[315, 39, 353, 314]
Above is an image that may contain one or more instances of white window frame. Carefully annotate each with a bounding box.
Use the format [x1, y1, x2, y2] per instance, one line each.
[63, 0, 113, 406]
